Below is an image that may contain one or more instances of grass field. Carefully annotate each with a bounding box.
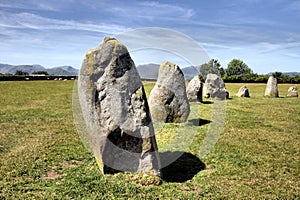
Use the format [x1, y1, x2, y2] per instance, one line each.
[0, 80, 299, 199]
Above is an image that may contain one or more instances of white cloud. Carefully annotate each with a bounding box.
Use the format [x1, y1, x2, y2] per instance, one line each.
[0, 10, 130, 68]
[138, 1, 195, 18]
[255, 42, 300, 54]
[0, 0, 59, 11]
[106, 1, 196, 22]
[116, 27, 210, 67]
[0, 12, 129, 34]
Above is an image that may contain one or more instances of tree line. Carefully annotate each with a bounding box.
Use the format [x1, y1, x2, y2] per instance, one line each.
[0, 70, 50, 76]
[199, 59, 300, 83]
[1, 61, 299, 83]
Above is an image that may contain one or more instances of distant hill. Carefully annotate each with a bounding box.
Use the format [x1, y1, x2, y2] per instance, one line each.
[58, 66, 79, 74]
[181, 66, 200, 80]
[0, 64, 45, 74]
[136, 63, 200, 80]
[282, 72, 300, 76]
[47, 66, 79, 76]
[267, 72, 300, 76]
[0, 64, 79, 75]
[136, 63, 160, 79]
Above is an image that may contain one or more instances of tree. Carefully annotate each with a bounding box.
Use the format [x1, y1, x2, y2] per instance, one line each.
[219, 67, 225, 78]
[226, 59, 253, 76]
[272, 71, 282, 78]
[15, 70, 29, 76]
[32, 71, 49, 75]
[200, 59, 223, 79]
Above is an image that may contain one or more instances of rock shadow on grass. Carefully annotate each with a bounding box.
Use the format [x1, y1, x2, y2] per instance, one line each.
[201, 100, 214, 104]
[160, 151, 205, 182]
[188, 118, 211, 127]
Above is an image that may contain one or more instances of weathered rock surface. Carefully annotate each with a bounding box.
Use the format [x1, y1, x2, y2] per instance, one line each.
[203, 73, 227, 100]
[186, 75, 203, 102]
[265, 76, 279, 97]
[149, 61, 190, 123]
[236, 86, 250, 97]
[287, 86, 298, 97]
[78, 36, 160, 175]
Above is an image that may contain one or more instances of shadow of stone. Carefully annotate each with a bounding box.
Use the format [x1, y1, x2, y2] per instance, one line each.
[104, 166, 122, 174]
[160, 151, 206, 182]
[188, 118, 211, 127]
[264, 96, 284, 98]
[201, 100, 214, 104]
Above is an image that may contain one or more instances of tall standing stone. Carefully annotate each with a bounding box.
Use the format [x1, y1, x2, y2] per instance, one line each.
[203, 73, 227, 100]
[149, 61, 190, 123]
[265, 76, 279, 97]
[236, 85, 250, 97]
[287, 86, 298, 97]
[78, 36, 160, 175]
[186, 75, 203, 102]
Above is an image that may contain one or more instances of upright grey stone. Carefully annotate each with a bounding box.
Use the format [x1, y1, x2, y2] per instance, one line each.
[149, 61, 190, 123]
[203, 73, 227, 100]
[265, 76, 279, 97]
[78, 36, 160, 175]
[287, 86, 298, 97]
[236, 86, 250, 97]
[186, 75, 203, 102]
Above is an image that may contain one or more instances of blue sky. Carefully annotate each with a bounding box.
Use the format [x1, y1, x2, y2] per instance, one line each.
[0, 0, 299, 74]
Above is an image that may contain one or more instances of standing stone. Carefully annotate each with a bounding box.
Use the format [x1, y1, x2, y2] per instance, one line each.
[287, 86, 298, 97]
[78, 36, 160, 175]
[236, 86, 250, 97]
[149, 61, 190, 123]
[265, 76, 279, 97]
[203, 73, 227, 100]
[186, 75, 203, 102]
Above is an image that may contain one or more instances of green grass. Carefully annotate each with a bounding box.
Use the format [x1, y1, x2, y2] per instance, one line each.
[0, 81, 299, 199]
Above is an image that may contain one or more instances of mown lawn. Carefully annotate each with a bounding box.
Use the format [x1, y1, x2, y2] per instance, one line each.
[0, 80, 299, 199]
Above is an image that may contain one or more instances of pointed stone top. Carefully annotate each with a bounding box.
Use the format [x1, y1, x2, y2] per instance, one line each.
[103, 36, 116, 42]
[161, 61, 180, 70]
[103, 36, 121, 46]
[83, 36, 129, 77]
[101, 36, 126, 51]
[159, 61, 183, 77]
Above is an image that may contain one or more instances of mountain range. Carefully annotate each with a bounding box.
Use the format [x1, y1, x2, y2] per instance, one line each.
[1, 63, 299, 78]
[136, 64, 160, 79]
[284, 72, 300, 76]
[0, 64, 79, 76]
[268, 72, 300, 76]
